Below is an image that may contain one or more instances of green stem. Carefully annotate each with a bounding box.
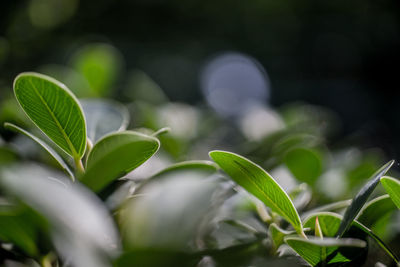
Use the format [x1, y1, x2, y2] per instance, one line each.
[74, 157, 85, 178]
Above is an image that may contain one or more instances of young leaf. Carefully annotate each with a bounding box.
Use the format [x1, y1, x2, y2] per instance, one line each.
[81, 131, 160, 192]
[314, 217, 323, 239]
[335, 160, 394, 237]
[380, 176, 400, 209]
[13, 72, 86, 159]
[4, 122, 74, 180]
[209, 150, 304, 235]
[80, 99, 129, 142]
[304, 212, 342, 237]
[356, 194, 397, 227]
[285, 236, 366, 267]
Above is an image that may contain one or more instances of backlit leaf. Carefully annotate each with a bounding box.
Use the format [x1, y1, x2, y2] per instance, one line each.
[81, 131, 159, 192]
[357, 194, 397, 227]
[209, 150, 303, 235]
[380, 176, 400, 209]
[13, 72, 86, 159]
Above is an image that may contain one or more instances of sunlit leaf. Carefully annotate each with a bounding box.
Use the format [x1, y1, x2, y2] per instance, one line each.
[80, 99, 129, 142]
[285, 236, 366, 267]
[356, 194, 397, 227]
[335, 160, 394, 237]
[13, 72, 86, 159]
[81, 131, 159, 192]
[209, 150, 304, 235]
[380, 176, 400, 209]
[4, 122, 74, 180]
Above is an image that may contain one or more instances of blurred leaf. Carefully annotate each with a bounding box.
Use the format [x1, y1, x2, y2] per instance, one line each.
[4, 122, 74, 179]
[120, 175, 217, 250]
[0, 164, 119, 267]
[356, 195, 397, 228]
[302, 200, 351, 219]
[284, 147, 322, 185]
[81, 99, 129, 143]
[0, 205, 47, 257]
[285, 236, 366, 266]
[82, 131, 159, 192]
[380, 176, 400, 209]
[335, 160, 394, 237]
[70, 43, 122, 96]
[124, 70, 168, 104]
[209, 150, 304, 235]
[115, 249, 199, 267]
[151, 160, 218, 179]
[0, 146, 18, 165]
[269, 223, 294, 249]
[13, 72, 86, 159]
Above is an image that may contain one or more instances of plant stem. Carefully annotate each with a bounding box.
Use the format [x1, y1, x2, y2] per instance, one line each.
[74, 157, 85, 178]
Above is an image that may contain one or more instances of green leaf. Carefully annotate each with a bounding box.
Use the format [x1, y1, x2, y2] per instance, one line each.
[335, 160, 394, 237]
[304, 212, 399, 264]
[304, 212, 342, 237]
[209, 150, 303, 235]
[357, 194, 397, 227]
[380, 176, 400, 209]
[151, 160, 218, 179]
[269, 223, 295, 249]
[284, 147, 322, 185]
[285, 236, 366, 267]
[0, 163, 119, 266]
[80, 99, 129, 142]
[81, 131, 160, 192]
[4, 122, 74, 180]
[13, 72, 86, 159]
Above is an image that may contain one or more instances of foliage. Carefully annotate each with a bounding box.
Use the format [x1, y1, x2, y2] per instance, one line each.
[1, 56, 400, 267]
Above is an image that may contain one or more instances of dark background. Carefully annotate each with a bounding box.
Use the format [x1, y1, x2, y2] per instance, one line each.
[1, 0, 400, 156]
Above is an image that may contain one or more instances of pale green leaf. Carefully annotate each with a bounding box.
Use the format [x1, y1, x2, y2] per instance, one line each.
[80, 99, 129, 142]
[380, 176, 400, 209]
[81, 131, 160, 192]
[284, 147, 322, 185]
[4, 122, 74, 180]
[209, 150, 303, 235]
[269, 223, 295, 249]
[13, 72, 86, 159]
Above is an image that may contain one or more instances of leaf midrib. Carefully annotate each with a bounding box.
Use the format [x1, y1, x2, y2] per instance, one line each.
[28, 79, 79, 158]
[233, 159, 301, 231]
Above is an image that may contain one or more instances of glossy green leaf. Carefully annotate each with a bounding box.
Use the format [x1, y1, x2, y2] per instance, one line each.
[380, 176, 400, 209]
[285, 236, 366, 267]
[81, 131, 160, 192]
[357, 194, 397, 227]
[335, 160, 394, 237]
[13, 72, 86, 159]
[284, 147, 322, 185]
[4, 122, 74, 180]
[209, 150, 303, 235]
[80, 99, 129, 142]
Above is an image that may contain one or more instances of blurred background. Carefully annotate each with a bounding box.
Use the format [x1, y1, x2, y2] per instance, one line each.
[1, 0, 400, 156]
[1, 1, 400, 266]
